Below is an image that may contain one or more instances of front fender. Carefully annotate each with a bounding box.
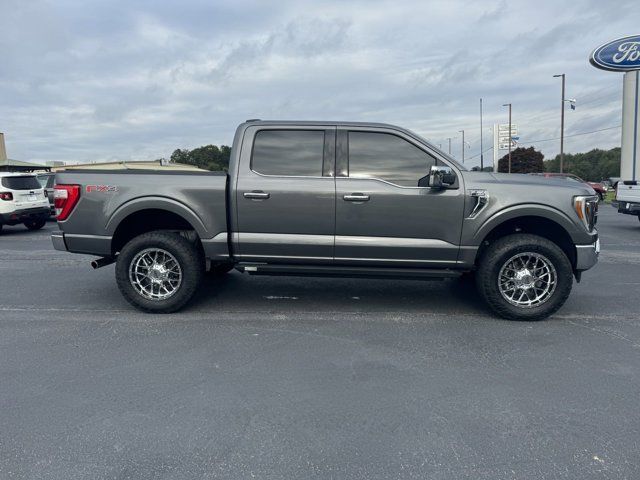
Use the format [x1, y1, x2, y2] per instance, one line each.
[469, 204, 590, 245]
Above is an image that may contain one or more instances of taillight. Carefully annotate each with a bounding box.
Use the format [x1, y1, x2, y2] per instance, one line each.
[0, 192, 13, 201]
[54, 184, 80, 220]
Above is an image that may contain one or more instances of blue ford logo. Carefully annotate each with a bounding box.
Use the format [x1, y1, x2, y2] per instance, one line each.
[590, 35, 640, 71]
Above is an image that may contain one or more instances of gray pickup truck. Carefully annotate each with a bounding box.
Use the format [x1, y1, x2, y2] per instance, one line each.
[52, 120, 599, 320]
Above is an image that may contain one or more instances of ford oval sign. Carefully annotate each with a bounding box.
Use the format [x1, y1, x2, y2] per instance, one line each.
[590, 35, 640, 72]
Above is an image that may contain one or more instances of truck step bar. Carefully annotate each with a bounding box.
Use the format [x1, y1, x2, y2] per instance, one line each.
[235, 263, 462, 280]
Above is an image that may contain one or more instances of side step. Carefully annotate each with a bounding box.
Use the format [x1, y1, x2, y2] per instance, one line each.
[235, 263, 462, 280]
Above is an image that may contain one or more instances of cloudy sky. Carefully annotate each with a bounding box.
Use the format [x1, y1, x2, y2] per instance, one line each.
[0, 0, 637, 169]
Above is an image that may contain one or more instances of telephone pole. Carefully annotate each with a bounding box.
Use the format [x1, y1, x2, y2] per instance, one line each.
[459, 130, 465, 163]
[553, 73, 566, 173]
[502, 103, 512, 173]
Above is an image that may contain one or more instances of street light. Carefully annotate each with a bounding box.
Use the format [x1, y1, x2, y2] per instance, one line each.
[502, 103, 512, 173]
[458, 130, 468, 163]
[480, 98, 484, 170]
[553, 73, 565, 173]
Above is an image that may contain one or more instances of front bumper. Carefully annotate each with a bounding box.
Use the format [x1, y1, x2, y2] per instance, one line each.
[612, 200, 640, 215]
[0, 206, 50, 225]
[575, 238, 600, 271]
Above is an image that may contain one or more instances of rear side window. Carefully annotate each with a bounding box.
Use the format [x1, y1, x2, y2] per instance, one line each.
[252, 130, 325, 176]
[348, 131, 437, 187]
[1, 176, 41, 190]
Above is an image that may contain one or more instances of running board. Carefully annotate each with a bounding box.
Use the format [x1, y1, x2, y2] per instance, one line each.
[235, 263, 462, 280]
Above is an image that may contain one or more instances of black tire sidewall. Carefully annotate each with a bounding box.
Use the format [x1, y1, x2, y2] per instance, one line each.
[477, 234, 573, 321]
[115, 232, 203, 313]
[24, 219, 46, 230]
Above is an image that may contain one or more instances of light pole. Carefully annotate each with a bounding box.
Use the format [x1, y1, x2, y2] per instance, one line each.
[459, 130, 465, 163]
[480, 98, 484, 170]
[553, 74, 565, 173]
[447, 137, 452, 155]
[502, 103, 512, 173]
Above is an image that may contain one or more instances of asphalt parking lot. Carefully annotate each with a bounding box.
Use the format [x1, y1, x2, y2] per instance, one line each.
[1, 207, 639, 479]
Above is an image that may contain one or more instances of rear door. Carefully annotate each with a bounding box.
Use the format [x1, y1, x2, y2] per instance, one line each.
[234, 125, 336, 263]
[334, 127, 465, 267]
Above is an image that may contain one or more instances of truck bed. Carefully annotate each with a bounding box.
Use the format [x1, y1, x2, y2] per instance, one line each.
[54, 169, 229, 259]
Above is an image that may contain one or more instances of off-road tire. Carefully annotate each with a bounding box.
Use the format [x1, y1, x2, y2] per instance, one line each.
[24, 218, 46, 230]
[116, 231, 204, 313]
[476, 233, 573, 321]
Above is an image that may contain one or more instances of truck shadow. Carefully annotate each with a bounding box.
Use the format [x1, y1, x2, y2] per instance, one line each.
[192, 272, 486, 316]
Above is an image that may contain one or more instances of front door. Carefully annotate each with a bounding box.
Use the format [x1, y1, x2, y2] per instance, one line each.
[334, 128, 464, 267]
[235, 126, 336, 263]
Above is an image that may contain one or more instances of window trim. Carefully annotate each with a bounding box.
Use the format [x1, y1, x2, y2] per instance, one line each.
[249, 128, 335, 179]
[344, 129, 449, 189]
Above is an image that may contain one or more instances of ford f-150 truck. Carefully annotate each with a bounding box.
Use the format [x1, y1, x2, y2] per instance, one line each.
[51, 120, 600, 320]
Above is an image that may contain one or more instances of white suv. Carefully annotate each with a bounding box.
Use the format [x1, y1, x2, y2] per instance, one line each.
[0, 172, 51, 233]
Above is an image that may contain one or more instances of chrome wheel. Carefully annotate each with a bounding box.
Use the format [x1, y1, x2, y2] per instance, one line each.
[498, 252, 557, 308]
[129, 248, 182, 301]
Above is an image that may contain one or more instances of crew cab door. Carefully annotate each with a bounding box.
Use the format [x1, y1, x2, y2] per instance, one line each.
[234, 125, 336, 263]
[334, 127, 464, 267]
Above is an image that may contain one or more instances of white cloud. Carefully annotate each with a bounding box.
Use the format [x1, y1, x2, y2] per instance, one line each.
[0, 0, 636, 168]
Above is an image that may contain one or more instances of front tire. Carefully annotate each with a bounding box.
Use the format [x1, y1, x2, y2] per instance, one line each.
[115, 231, 204, 313]
[476, 234, 573, 321]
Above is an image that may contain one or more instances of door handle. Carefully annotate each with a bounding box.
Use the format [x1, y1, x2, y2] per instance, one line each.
[343, 194, 370, 202]
[244, 191, 270, 200]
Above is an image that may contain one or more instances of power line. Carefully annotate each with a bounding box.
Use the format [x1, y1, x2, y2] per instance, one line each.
[518, 125, 621, 145]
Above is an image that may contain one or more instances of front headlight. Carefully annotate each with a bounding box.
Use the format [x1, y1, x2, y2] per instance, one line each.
[573, 195, 598, 231]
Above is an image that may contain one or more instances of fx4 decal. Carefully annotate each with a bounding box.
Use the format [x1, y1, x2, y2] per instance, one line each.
[86, 185, 118, 193]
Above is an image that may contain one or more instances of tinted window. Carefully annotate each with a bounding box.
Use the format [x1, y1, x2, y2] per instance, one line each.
[252, 130, 325, 176]
[1, 176, 41, 190]
[348, 132, 437, 187]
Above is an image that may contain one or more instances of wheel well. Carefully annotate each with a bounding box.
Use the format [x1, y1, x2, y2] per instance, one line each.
[476, 216, 576, 268]
[111, 209, 199, 254]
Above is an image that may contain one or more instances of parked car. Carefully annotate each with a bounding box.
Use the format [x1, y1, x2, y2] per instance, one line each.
[530, 173, 606, 201]
[37, 172, 56, 216]
[52, 120, 599, 320]
[0, 172, 50, 233]
[612, 180, 640, 222]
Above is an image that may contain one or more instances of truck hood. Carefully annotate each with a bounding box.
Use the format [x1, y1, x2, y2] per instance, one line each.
[461, 172, 596, 196]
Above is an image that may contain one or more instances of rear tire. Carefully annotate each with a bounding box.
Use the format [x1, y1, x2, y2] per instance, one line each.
[476, 234, 573, 321]
[115, 231, 204, 313]
[24, 218, 46, 230]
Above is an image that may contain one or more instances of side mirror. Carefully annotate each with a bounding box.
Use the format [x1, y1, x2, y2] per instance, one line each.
[427, 165, 456, 188]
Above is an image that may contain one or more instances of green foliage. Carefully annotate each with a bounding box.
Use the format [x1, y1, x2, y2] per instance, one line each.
[543, 148, 620, 181]
[498, 147, 544, 173]
[170, 145, 231, 171]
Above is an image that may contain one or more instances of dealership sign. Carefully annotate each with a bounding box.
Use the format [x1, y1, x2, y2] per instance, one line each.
[590, 35, 640, 72]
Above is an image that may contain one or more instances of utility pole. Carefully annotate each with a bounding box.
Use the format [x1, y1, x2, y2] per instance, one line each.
[480, 98, 484, 170]
[459, 130, 465, 163]
[502, 103, 512, 173]
[447, 137, 452, 155]
[553, 73, 565, 173]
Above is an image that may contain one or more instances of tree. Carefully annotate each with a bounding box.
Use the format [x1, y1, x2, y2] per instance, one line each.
[170, 145, 231, 171]
[544, 147, 620, 181]
[498, 147, 544, 173]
